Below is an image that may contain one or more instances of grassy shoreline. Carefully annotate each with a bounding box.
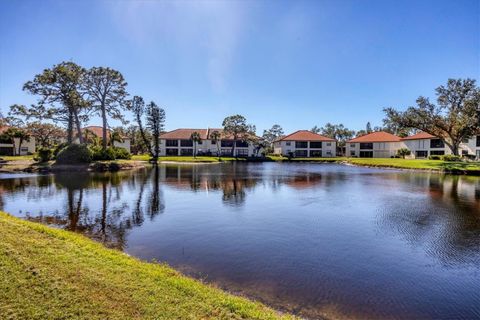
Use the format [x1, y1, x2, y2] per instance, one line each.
[0, 211, 294, 320]
[2, 155, 480, 175]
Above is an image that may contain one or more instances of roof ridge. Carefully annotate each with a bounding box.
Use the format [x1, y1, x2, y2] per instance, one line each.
[276, 130, 336, 142]
[348, 131, 401, 142]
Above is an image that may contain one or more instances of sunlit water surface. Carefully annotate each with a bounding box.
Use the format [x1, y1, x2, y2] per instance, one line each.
[2, 163, 480, 319]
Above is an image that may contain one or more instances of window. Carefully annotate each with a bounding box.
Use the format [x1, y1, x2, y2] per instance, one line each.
[221, 140, 234, 147]
[211, 140, 217, 144]
[166, 148, 178, 156]
[286, 142, 291, 146]
[180, 148, 193, 156]
[181, 140, 193, 147]
[462, 137, 470, 143]
[235, 140, 249, 148]
[359, 151, 373, 158]
[326, 142, 332, 147]
[236, 149, 249, 156]
[360, 143, 373, 149]
[295, 141, 308, 148]
[350, 143, 355, 148]
[197, 140, 203, 145]
[310, 141, 322, 149]
[430, 139, 444, 148]
[310, 150, 322, 157]
[295, 150, 308, 157]
[20, 147, 28, 152]
[477, 136, 480, 147]
[430, 150, 445, 155]
[462, 150, 468, 156]
[326, 151, 332, 156]
[221, 149, 232, 156]
[350, 150, 356, 156]
[416, 151, 428, 158]
[166, 140, 178, 147]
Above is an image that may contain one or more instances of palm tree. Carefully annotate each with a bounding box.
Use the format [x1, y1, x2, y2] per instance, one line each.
[83, 129, 100, 147]
[210, 130, 222, 160]
[110, 130, 124, 147]
[190, 131, 201, 158]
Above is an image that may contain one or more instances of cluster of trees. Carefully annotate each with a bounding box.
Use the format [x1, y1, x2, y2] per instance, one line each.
[5, 67, 478, 160]
[9, 62, 131, 149]
[307, 79, 479, 157]
[5, 61, 166, 160]
[384, 78, 480, 155]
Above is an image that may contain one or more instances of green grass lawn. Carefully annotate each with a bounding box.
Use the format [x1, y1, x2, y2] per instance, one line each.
[345, 158, 480, 172]
[0, 155, 35, 161]
[0, 212, 294, 320]
[266, 156, 480, 173]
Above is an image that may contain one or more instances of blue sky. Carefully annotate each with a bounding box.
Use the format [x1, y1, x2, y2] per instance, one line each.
[0, 0, 478, 134]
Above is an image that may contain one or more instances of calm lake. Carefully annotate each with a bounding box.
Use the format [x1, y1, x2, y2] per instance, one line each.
[2, 163, 480, 319]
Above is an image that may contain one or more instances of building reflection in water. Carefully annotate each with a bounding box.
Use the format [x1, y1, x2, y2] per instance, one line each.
[0, 165, 479, 258]
[377, 173, 480, 265]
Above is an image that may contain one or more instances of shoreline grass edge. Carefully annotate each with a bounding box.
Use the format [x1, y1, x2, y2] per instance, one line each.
[0, 211, 295, 320]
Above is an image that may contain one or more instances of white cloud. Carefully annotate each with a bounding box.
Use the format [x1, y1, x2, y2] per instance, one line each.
[105, 0, 248, 92]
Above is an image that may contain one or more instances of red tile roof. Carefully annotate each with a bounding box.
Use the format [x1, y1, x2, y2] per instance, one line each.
[276, 130, 335, 142]
[83, 126, 107, 138]
[348, 131, 401, 143]
[159, 129, 210, 140]
[401, 132, 436, 140]
[159, 128, 257, 141]
[81, 126, 128, 139]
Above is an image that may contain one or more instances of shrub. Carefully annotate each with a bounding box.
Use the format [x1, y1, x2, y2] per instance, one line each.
[428, 155, 442, 160]
[56, 144, 93, 164]
[36, 148, 54, 162]
[53, 143, 68, 157]
[112, 147, 131, 160]
[90, 161, 121, 171]
[91, 147, 116, 161]
[442, 154, 462, 162]
[91, 146, 131, 161]
[464, 154, 476, 161]
[396, 148, 411, 159]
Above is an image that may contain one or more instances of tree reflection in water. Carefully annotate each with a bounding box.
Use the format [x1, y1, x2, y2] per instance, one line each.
[377, 173, 480, 265]
[0, 165, 479, 264]
[161, 164, 258, 206]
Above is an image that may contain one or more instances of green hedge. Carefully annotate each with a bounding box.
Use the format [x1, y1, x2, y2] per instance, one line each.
[36, 148, 54, 162]
[91, 146, 131, 161]
[56, 144, 93, 164]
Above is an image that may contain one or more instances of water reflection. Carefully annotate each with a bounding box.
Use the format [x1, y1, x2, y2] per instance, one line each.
[1, 163, 480, 319]
[378, 173, 480, 265]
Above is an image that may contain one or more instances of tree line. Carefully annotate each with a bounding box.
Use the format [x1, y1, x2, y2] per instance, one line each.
[3, 62, 479, 158]
[4, 61, 166, 160]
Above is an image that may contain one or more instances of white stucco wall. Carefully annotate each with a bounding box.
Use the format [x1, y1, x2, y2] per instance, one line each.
[113, 139, 131, 152]
[346, 141, 404, 158]
[159, 139, 258, 157]
[273, 140, 337, 157]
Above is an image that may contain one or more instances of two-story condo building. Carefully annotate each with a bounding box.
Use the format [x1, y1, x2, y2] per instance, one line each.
[273, 130, 336, 157]
[346, 131, 403, 158]
[0, 126, 36, 156]
[159, 128, 258, 157]
[460, 135, 480, 159]
[400, 132, 452, 158]
[400, 131, 480, 158]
